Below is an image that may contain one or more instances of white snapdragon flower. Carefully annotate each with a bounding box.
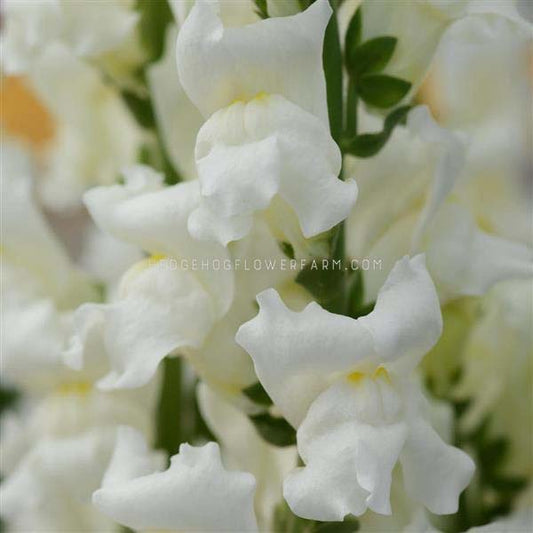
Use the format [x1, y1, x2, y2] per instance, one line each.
[1, 142, 99, 390]
[0, 383, 156, 532]
[345, 106, 533, 303]
[237, 255, 475, 521]
[0, 431, 120, 531]
[197, 383, 297, 529]
[350, 0, 469, 96]
[176, 0, 357, 248]
[426, 11, 532, 245]
[23, 45, 142, 211]
[340, 0, 529, 104]
[1, 0, 142, 78]
[67, 165, 234, 390]
[93, 426, 258, 531]
[454, 280, 533, 478]
[147, 0, 259, 181]
[71, 163, 309, 397]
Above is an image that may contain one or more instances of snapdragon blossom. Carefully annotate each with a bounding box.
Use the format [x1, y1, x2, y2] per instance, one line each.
[177, 0, 357, 249]
[237, 255, 475, 520]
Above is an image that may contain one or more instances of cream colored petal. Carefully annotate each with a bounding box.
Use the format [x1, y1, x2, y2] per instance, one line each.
[177, 0, 331, 122]
[94, 435, 258, 531]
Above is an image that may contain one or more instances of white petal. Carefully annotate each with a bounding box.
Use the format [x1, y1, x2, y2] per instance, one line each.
[426, 203, 533, 300]
[0, 430, 116, 531]
[100, 427, 164, 489]
[83, 166, 233, 316]
[236, 288, 374, 427]
[358, 254, 443, 369]
[93, 438, 258, 531]
[1, 142, 95, 306]
[1, 298, 69, 390]
[400, 419, 475, 515]
[1, 0, 62, 74]
[75, 260, 215, 390]
[189, 94, 356, 245]
[59, 0, 139, 58]
[27, 45, 142, 210]
[197, 383, 297, 529]
[407, 106, 466, 248]
[345, 106, 464, 266]
[358, 0, 464, 95]
[284, 381, 408, 520]
[177, 0, 331, 122]
[236, 255, 441, 426]
[78, 224, 144, 287]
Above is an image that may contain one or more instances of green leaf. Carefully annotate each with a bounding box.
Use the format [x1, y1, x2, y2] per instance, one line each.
[323, 3, 344, 144]
[243, 382, 273, 407]
[279, 241, 295, 260]
[253, 0, 269, 19]
[347, 36, 397, 78]
[489, 475, 528, 492]
[135, 0, 175, 64]
[358, 74, 411, 109]
[344, 7, 362, 68]
[343, 105, 411, 157]
[249, 413, 296, 447]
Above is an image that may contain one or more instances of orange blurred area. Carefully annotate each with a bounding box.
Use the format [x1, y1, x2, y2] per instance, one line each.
[416, 73, 445, 122]
[1, 75, 56, 150]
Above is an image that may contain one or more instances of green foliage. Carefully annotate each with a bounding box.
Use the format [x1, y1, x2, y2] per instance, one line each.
[347, 36, 397, 79]
[243, 382, 273, 407]
[343, 105, 411, 157]
[345, 269, 376, 318]
[344, 7, 362, 67]
[314, 518, 359, 533]
[0, 385, 19, 417]
[357, 75, 411, 109]
[279, 241, 296, 260]
[296, 257, 346, 314]
[253, 0, 269, 19]
[454, 416, 528, 530]
[426, 372, 529, 532]
[249, 413, 296, 447]
[343, 4, 411, 158]
[122, 89, 156, 129]
[323, 2, 344, 144]
[135, 0, 175, 64]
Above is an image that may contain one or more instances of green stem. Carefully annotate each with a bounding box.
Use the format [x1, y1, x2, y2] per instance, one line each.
[155, 357, 183, 458]
[322, 0, 348, 316]
[345, 77, 358, 138]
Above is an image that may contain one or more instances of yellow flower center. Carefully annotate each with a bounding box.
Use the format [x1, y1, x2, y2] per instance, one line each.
[347, 365, 391, 385]
[56, 381, 92, 396]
